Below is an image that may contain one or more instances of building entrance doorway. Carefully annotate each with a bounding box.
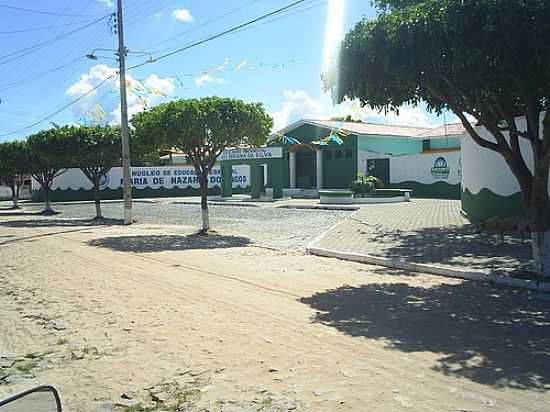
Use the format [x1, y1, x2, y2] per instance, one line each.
[367, 158, 390, 185]
[296, 150, 316, 189]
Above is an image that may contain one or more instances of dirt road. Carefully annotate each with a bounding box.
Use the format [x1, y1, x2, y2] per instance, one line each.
[1, 220, 549, 411]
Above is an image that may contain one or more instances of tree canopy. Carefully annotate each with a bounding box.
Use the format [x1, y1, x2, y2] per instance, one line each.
[27, 126, 75, 213]
[0, 140, 29, 208]
[329, 0, 550, 275]
[73, 125, 122, 176]
[72, 125, 122, 218]
[334, 0, 550, 118]
[132, 96, 273, 231]
[0, 140, 28, 183]
[132, 97, 273, 169]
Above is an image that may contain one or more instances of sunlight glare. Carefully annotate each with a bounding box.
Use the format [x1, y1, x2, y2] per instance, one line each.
[321, 0, 346, 76]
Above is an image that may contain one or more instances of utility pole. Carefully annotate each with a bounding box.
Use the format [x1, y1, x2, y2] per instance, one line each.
[116, 0, 132, 225]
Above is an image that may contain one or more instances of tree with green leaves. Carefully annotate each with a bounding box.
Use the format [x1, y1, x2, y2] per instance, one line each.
[0, 140, 29, 209]
[72, 125, 122, 219]
[328, 0, 550, 277]
[132, 97, 273, 232]
[27, 127, 75, 214]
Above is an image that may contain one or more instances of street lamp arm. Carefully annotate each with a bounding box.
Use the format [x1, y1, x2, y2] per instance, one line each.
[86, 48, 154, 62]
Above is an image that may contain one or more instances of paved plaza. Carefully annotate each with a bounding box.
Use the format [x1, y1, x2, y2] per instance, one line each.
[1, 197, 533, 277]
[0, 198, 351, 251]
[310, 199, 532, 276]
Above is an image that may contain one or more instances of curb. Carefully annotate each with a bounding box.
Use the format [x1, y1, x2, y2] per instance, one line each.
[276, 204, 360, 211]
[0, 211, 42, 217]
[305, 209, 363, 249]
[172, 201, 260, 208]
[306, 246, 550, 293]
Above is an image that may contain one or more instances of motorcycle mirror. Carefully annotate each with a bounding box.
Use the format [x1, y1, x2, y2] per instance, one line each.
[0, 385, 62, 412]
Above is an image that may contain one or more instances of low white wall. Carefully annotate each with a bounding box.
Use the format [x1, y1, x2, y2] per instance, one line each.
[358, 149, 461, 185]
[390, 151, 461, 185]
[32, 165, 251, 192]
[320, 195, 353, 204]
[461, 114, 550, 221]
[0, 185, 31, 200]
[0, 186, 11, 200]
[463, 115, 550, 197]
[353, 196, 405, 204]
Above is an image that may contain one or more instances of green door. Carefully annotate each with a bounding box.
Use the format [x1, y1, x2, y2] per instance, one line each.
[367, 158, 390, 185]
[296, 150, 315, 189]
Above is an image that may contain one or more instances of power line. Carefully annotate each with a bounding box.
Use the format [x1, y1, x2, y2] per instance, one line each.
[146, 0, 264, 53]
[0, 20, 103, 34]
[0, 3, 112, 134]
[0, 74, 117, 138]
[0, 56, 86, 92]
[0, 0, 316, 137]
[0, 3, 103, 18]
[124, 0, 181, 26]
[175, 0, 326, 55]
[132, 0, 308, 68]
[12, 24, 114, 114]
[0, 15, 109, 61]
[231, 0, 327, 37]
[0, 15, 109, 67]
[5, 0, 88, 89]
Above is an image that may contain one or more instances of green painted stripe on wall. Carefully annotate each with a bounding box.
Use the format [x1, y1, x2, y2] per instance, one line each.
[388, 181, 461, 200]
[461, 188, 526, 223]
[32, 186, 251, 203]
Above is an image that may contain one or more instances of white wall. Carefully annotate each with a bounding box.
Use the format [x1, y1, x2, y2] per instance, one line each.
[358, 149, 461, 185]
[0, 186, 11, 200]
[390, 151, 461, 185]
[32, 166, 251, 192]
[0, 184, 31, 200]
[462, 115, 550, 196]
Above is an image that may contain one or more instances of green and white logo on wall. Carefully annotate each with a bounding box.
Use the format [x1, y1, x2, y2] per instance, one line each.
[430, 157, 451, 180]
[98, 173, 110, 190]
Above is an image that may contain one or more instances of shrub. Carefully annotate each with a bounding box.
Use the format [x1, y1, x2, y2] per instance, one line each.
[349, 173, 384, 196]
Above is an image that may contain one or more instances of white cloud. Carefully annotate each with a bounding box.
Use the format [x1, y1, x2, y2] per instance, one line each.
[66, 65, 176, 125]
[194, 73, 224, 87]
[270, 90, 439, 131]
[154, 12, 162, 18]
[116, 74, 176, 124]
[271, 90, 325, 131]
[336, 100, 437, 128]
[66, 65, 118, 122]
[97, 0, 114, 8]
[172, 8, 194, 23]
[143, 74, 176, 95]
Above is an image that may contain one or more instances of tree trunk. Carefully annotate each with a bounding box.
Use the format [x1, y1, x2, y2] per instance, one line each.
[528, 191, 550, 278]
[199, 172, 210, 233]
[15, 184, 21, 209]
[93, 181, 102, 219]
[532, 231, 550, 278]
[525, 150, 550, 277]
[42, 185, 54, 215]
[9, 185, 18, 209]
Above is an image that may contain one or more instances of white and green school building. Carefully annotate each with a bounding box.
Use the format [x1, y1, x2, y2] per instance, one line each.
[32, 118, 546, 223]
[219, 118, 547, 222]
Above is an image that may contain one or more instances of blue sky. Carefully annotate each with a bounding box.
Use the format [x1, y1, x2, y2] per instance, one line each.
[0, 0, 451, 142]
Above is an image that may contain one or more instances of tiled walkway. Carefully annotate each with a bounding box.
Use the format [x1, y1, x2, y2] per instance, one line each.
[311, 199, 532, 276]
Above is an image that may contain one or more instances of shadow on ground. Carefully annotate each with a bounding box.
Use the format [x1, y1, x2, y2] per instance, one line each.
[0, 210, 43, 216]
[0, 218, 123, 228]
[300, 281, 550, 390]
[88, 234, 251, 253]
[367, 225, 532, 273]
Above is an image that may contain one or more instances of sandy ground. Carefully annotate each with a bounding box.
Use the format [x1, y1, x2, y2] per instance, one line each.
[1, 218, 550, 411]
